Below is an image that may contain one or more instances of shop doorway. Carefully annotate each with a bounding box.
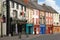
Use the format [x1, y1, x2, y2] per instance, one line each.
[29, 26, 32, 34]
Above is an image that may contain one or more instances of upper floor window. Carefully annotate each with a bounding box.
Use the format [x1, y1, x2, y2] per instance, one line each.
[21, 5, 23, 10]
[16, 3, 19, 9]
[12, 2, 14, 8]
[13, 10, 17, 18]
[59, 15, 60, 22]
[23, 6, 26, 11]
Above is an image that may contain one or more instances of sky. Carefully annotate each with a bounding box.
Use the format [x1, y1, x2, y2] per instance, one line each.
[38, 0, 60, 14]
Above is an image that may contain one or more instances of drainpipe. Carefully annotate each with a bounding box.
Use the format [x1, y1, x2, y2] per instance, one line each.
[0, 0, 3, 37]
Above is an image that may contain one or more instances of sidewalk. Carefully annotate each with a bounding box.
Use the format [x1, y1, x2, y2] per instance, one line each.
[0, 34, 40, 40]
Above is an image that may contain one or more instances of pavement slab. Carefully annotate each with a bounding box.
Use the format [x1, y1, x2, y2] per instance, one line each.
[0, 34, 60, 40]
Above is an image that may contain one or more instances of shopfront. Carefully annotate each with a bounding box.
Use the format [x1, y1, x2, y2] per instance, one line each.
[26, 23, 33, 34]
[34, 25, 40, 34]
[46, 25, 53, 34]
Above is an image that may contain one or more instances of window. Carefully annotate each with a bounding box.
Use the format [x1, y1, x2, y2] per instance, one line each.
[21, 5, 23, 10]
[17, 3, 19, 9]
[59, 15, 60, 22]
[13, 10, 17, 18]
[25, 6, 26, 11]
[19, 5, 21, 10]
[12, 2, 14, 8]
[23, 6, 25, 11]
[40, 18, 42, 24]
[24, 13, 25, 17]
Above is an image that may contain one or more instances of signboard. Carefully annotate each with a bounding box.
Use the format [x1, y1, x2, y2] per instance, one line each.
[40, 24, 46, 27]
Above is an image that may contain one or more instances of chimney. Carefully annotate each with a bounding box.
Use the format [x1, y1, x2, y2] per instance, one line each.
[30, 0, 37, 3]
[23, 0, 28, 4]
[43, 4, 46, 6]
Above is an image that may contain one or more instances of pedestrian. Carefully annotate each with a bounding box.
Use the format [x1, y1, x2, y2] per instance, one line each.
[18, 23, 22, 39]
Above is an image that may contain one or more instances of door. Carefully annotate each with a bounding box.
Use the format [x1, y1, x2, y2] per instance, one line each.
[29, 26, 32, 34]
[48, 27, 50, 33]
[48, 27, 53, 34]
[34, 28, 36, 34]
[29, 27, 31, 34]
[43, 27, 46, 34]
[40, 27, 46, 34]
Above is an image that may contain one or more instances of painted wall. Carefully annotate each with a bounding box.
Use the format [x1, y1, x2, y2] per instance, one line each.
[53, 13, 59, 26]
[40, 11, 45, 24]
[0, 0, 6, 36]
[33, 9, 40, 25]
[46, 12, 53, 25]
[10, 1, 26, 19]
[26, 8, 34, 23]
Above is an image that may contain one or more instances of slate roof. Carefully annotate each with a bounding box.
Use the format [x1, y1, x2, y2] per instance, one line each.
[10, 0, 58, 13]
[41, 4, 51, 12]
[41, 4, 58, 13]
[46, 6, 58, 13]
[30, 1, 44, 11]
[11, 0, 44, 11]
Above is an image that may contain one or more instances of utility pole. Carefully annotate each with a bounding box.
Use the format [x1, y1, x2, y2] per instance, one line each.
[6, 0, 10, 36]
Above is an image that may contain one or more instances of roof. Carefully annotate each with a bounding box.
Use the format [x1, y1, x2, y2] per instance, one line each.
[11, 0, 36, 9]
[41, 4, 50, 12]
[10, 0, 58, 13]
[11, 0, 26, 6]
[41, 4, 58, 13]
[11, 0, 44, 11]
[30, 2, 44, 11]
[46, 6, 58, 13]
[29, 1, 44, 11]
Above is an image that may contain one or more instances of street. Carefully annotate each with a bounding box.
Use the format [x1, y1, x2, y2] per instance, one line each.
[0, 34, 60, 40]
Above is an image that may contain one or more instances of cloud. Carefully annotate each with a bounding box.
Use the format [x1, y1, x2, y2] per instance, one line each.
[38, 0, 60, 13]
